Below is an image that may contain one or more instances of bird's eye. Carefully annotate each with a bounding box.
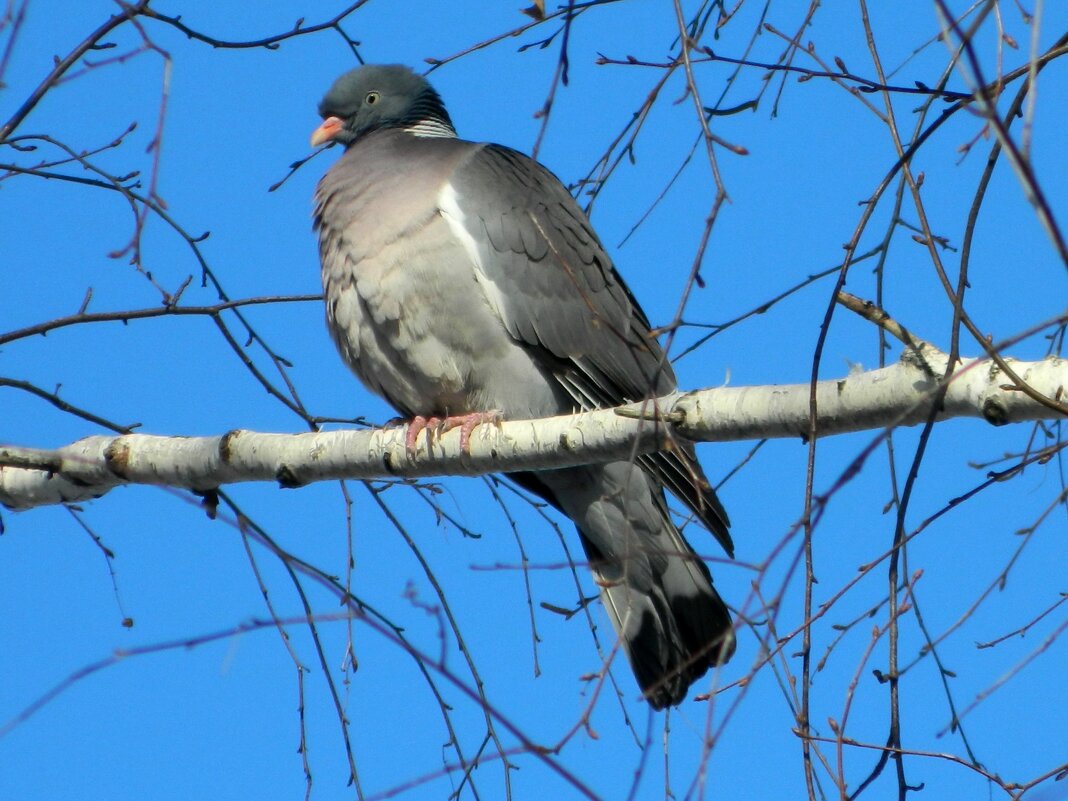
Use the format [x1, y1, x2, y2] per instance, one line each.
[365, 91, 380, 105]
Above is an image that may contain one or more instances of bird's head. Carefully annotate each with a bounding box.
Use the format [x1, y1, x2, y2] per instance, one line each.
[310, 64, 456, 147]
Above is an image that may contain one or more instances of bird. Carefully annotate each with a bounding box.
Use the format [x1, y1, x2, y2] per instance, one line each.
[310, 64, 736, 708]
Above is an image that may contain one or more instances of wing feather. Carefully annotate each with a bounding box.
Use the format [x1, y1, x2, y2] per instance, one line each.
[450, 144, 732, 551]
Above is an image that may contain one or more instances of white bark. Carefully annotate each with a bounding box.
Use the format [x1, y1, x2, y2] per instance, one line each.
[1, 347, 1064, 511]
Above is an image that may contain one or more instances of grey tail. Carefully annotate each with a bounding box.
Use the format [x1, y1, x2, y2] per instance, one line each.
[510, 463, 735, 708]
[580, 523, 735, 708]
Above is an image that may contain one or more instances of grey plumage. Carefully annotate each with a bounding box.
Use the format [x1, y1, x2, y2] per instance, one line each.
[312, 64, 736, 708]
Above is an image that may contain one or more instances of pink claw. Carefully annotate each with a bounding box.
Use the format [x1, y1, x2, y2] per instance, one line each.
[403, 415, 430, 455]
[441, 410, 503, 453]
[403, 411, 502, 456]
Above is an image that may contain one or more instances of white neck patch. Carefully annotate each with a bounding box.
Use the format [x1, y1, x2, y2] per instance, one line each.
[405, 119, 458, 139]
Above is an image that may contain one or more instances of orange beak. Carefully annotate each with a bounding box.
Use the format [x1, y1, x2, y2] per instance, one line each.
[310, 116, 344, 147]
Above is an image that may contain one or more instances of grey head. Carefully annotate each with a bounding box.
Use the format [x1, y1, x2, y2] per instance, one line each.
[310, 64, 455, 147]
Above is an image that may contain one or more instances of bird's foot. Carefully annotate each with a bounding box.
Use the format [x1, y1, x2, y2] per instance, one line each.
[404, 411, 502, 456]
[443, 410, 503, 453]
[404, 415, 435, 455]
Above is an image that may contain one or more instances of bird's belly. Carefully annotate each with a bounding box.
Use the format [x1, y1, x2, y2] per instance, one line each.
[324, 222, 566, 420]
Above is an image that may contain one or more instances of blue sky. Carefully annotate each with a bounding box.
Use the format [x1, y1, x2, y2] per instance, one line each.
[2, 2, 1067, 800]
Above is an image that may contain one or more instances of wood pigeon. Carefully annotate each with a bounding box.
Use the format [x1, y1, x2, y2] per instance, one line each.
[311, 64, 736, 708]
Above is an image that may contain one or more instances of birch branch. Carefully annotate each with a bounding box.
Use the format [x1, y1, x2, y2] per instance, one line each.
[1, 346, 1064, 511]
